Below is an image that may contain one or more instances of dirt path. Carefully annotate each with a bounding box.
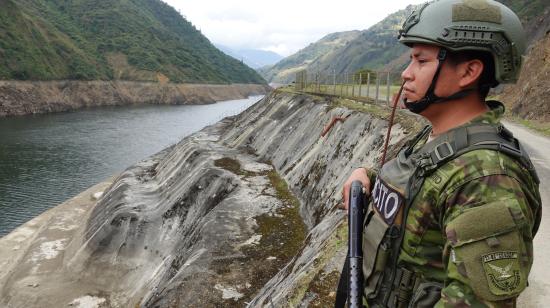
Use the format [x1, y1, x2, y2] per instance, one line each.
[503, 121, 550, 307]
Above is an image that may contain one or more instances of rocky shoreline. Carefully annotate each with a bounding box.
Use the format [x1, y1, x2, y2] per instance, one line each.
[0, 81, 271, 117]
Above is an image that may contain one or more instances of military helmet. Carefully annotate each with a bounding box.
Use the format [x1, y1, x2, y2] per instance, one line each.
[398, 0, 526, 83]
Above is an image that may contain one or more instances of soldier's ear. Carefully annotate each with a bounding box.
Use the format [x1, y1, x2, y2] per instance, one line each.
[458, 59, 484, 89]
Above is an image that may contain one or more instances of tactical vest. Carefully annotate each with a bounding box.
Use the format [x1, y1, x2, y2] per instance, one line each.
[362, 122, 538, 308]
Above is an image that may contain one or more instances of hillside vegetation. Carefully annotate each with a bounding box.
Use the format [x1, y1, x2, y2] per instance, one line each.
[262, 0, 549, 84]
[259, 8, 413, 84]
[257, 31, 361, 84]
[0, 0, 265, 84]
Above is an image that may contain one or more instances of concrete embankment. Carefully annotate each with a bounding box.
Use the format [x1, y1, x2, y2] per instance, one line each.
[4, 89, 545, 307]
[0, 80, 271, 117]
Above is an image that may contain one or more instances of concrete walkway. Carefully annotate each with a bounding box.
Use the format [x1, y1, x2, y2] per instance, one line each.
[504, 121, 550, 307]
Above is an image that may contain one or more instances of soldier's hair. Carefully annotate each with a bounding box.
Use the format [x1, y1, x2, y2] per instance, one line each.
[446, 50, 497, 99]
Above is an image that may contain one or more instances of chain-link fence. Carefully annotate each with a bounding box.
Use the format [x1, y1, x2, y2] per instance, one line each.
[295, 70, 402, 105]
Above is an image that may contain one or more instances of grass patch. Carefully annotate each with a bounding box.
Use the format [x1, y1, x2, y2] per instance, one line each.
[308, 270, 341, 307]
[214, 157, 244, 175]
[276, 87, 426, 134]
[285, 221, 348, 306]
[275, 86, 328, 100]
[256, 168, 306, 260]
[211, 159, 307, 306]
[334, 98, 389, 119]
[331, 98, 425, 132]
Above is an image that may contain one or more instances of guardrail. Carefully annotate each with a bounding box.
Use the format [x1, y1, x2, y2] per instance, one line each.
[295, 70, 402, 105]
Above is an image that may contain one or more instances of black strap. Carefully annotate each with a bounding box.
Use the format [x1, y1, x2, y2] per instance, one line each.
[334, 251, 350, 308]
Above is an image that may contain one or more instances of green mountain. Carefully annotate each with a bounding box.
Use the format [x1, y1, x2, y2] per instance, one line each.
[262, 0, 548, 84]
[0, 0, 266, 84]
[257, 31, 361, 84]
[259, 8, 413, 84]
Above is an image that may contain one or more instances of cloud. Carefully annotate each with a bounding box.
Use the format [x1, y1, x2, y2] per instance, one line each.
[163, 0, 427, 56]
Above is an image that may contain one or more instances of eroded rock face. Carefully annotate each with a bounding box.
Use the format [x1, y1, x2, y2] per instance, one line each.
[0, 90, 419, 307]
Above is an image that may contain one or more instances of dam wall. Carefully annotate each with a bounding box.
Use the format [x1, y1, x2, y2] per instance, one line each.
[0, 89, 420, 307]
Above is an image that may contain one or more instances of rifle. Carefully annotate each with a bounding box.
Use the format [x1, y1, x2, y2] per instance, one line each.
[335, 180, 367, 308]
[348, 180, 366, 308]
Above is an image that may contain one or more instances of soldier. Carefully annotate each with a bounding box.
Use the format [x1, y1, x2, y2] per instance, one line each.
[341, 0, 542, 307]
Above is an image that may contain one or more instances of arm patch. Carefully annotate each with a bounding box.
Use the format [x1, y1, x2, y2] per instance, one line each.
[446, 200, 528, 301]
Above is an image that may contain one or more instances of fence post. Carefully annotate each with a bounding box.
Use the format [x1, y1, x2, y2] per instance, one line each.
[375, 71, 380, 103]
[359, 73, 363, 98]
[333, 70, 336, 95]
[316, 71, 319, 93]
[351, 74, 355, 97]
[345, 72, 348, 96]
[340, 74, 343, 97]
[387, 71, 391, 105]
[367, 72, 370, 100]
[346, 72, 350, 97]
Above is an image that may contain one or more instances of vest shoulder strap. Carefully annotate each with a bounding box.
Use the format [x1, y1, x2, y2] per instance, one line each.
[413, 123, 539, 183]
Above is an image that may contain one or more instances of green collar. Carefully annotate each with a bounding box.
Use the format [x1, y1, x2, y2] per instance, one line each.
[467, 100, 505, 126]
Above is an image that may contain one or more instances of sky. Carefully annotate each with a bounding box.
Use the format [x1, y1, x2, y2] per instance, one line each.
[162, 0, 428, 57]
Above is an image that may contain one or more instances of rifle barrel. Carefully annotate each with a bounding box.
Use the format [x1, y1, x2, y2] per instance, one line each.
[348, 180, 365, 308]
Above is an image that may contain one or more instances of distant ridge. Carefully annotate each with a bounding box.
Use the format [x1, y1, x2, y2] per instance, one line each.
[216, 45, 284, 69]
[262, 0, 548, 84]
[258, 31, 361, 84]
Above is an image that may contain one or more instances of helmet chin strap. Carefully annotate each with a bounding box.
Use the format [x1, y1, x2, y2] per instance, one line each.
[404, 48, 476, 114]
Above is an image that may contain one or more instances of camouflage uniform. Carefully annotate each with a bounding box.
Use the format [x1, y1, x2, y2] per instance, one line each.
[353, 1, 540, 306]
[367, 101, 541, 307]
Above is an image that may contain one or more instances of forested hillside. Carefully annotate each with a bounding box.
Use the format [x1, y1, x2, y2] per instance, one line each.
[0, 0, 266, 84]
[259, 8, 413, 83]
[257, 31, 361, 84]
[262, 0, 548, 84]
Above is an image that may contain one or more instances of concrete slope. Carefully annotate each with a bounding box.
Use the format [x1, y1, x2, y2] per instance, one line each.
[0, 117, 304, 307]
[0, 90, 415, 307]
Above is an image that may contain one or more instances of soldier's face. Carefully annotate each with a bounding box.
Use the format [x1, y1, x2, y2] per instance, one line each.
[401, 44, 459, 106]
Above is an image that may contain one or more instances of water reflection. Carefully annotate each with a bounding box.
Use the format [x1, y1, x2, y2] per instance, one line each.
[0, 96, 263, 236]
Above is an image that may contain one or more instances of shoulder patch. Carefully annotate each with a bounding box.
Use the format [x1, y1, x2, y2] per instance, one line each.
[372, 177, 404, 225]
[482, 251, 524, 296]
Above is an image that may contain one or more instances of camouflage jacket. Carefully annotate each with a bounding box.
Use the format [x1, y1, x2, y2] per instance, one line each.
[370, 101, 541, 307]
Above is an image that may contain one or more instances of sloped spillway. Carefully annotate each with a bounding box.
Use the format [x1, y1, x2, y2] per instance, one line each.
[0, 117, 307, 307]
[0, 90, 418, 307]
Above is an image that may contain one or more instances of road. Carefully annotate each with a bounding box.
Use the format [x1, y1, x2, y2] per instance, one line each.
[504, 121, 550, 307]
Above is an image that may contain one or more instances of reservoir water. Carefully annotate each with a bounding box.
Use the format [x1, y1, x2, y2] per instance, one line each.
[0, 95, 263, 237]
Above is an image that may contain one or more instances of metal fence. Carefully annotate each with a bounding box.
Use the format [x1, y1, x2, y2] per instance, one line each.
[295, 70, 402, 105]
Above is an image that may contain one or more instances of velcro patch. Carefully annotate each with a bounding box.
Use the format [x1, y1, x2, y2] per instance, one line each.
[372, 178, 404, 225]
[453, 0, 502, 24]
[482, 251, 524, 296]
